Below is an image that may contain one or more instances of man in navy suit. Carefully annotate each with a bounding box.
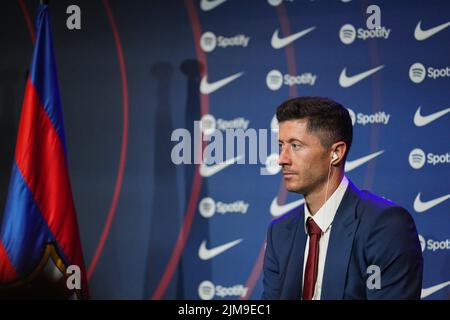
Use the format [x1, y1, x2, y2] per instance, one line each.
[262, 97, 423, 300]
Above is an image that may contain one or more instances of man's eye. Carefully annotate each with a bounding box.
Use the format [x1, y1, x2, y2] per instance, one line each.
[291, 143, 301, 150]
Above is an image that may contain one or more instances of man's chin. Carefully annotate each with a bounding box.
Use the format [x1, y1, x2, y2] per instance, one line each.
[285, 184, 304, 194]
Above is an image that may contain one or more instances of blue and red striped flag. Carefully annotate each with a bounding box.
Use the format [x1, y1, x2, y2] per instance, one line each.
[0, 4, 88, 299]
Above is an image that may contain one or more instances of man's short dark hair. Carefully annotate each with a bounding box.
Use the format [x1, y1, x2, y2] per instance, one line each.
[276, 96, 353, 160]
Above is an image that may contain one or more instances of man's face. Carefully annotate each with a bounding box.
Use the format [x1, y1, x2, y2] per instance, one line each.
[278, 119, 330, 195]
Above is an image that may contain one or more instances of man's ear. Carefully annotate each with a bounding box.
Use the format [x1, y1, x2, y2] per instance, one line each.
[330, 141, 347, 165]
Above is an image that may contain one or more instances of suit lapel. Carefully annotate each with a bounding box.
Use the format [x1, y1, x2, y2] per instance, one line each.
[280, 206, 307, 299]
[321, 181, 361, 299]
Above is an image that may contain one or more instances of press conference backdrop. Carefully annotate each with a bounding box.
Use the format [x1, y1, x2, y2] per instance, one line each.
[0, 0, 449, 299]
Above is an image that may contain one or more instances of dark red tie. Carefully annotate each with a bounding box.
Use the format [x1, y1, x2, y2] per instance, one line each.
[302, 217, 322, 300]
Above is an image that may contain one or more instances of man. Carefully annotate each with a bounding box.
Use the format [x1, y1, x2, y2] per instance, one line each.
[262, 97, 423, 300]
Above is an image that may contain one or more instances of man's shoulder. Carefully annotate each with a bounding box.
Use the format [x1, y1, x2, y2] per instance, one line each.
[352, 185, 412, 225]
[269, 206, 303, 230]
[266, 207, 303, 248]
[357, 188, 400, 212]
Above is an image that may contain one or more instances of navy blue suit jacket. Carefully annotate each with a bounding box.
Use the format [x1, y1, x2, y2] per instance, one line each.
[262, 180, 423, 300]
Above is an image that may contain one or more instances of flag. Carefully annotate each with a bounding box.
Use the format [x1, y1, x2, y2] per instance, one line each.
[0, 4, 88, 299]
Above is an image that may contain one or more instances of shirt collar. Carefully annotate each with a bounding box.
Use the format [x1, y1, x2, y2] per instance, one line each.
[304, 175, 349, 234]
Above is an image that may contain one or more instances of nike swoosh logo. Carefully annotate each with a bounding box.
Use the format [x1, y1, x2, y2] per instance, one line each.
[270, 197, 305, 217]
[270, 151, 384, 217]
[200, 0, 227, 11]
[414, 192, 450, 213]
[271, 26, 316, 49]
[339, 65, 385, 88]
[198, 239, 243, 260]
[414, 106, 450, 127]
[421, 280, 450, 299]
[199, 155, 243, 177]
[414, 20, 450, 41]
[344, 150, 385, 172]
[200, 72, 243, 95]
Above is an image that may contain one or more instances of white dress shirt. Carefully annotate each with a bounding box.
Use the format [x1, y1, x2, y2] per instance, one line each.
[302, 175, 349, 300]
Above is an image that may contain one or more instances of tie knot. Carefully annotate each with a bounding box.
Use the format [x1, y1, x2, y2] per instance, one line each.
[306, 218, 322, 236]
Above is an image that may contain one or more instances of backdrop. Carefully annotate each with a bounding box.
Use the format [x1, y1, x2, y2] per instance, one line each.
[0, 0, 449, 299]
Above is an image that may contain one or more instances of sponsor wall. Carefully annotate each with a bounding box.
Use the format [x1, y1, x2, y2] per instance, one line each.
[0, 0, 449, 299]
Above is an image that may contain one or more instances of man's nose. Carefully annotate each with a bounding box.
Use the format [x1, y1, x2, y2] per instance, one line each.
[278, 147, 291, 166]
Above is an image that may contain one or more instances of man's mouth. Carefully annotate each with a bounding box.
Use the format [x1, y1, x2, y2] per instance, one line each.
[282, 171, 296, 177]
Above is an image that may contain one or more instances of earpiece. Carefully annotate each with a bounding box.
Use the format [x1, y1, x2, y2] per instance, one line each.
[325, 152, 336, 214]
[331, 152, 338, 162]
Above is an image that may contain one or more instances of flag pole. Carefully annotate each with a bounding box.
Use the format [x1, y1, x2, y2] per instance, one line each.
[40, 0, 49, 4]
